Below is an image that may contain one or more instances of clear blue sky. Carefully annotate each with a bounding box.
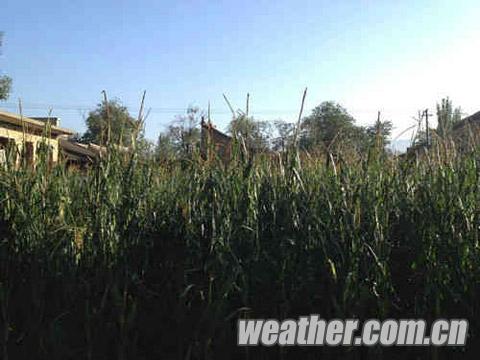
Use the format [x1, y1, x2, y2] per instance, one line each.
[1, 0, 480, 143]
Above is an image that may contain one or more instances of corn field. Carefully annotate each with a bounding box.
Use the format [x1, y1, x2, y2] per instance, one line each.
[0, 141, 479, 359]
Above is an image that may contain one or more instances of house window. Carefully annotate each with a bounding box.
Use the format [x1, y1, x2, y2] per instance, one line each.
[25, 142, 34, 165]
[0, 137, 17, 165]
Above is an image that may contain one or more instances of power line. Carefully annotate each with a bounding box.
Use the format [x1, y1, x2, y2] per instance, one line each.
[0, 101, 435, 116]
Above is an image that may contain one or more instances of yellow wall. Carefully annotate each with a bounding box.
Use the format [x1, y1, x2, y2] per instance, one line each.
[0, 126, 60, 163]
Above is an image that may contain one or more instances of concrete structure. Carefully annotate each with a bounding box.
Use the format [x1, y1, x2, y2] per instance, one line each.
[0, 110, 73, 164]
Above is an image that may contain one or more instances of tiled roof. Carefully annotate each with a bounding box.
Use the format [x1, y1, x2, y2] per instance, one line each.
[452, 111, 480, 131]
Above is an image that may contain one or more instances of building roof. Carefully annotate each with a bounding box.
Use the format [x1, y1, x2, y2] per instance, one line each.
[59, 135, 131, 164]
[58, 136, 98, 160]
[200, 119, 232, 141]
[0, 109, 73, 136]
[30, 116, 61, 127]
[452, 110, 480, 131]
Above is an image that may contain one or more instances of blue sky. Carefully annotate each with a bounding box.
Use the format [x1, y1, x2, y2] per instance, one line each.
[1, 0, 480, 145]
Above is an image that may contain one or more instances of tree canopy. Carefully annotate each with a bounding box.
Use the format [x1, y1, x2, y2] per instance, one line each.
[300, 101, 362, 151]
[365, 115, 393, 148]
[228, 115, 271, 151]
[436, 97, 461, 139]
[82, 99, 140, 146]
[0, 76, 11, 101]
[154, 101, 396, 160]
[300, 101, 393, 154]
[0, 32, 12, 101]
[272, 120, 295, 152]
[155, 106, 202, 160]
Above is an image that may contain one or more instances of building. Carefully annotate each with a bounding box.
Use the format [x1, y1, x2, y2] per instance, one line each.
[58, 136, 100, 168]
[451, 110, 480, 148]
[0, 109, 134, 168]
[0, 110, 73, 164]
[58, 136, 131, 168]
[404, 110, 480, 157]
[200, 118, 232, 162]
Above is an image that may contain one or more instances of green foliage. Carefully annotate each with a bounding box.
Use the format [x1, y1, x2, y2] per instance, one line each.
[0, 76, 11, 101]
[300, 101, 368, 152]
[155, 132, 176, 160]
[272, 120, 295, 151]
[436, 97, 462, 139]
[366, 117, 393, 148]
[156, 106, 202, 159]
[413, 98, 462, 147]
[228, 114, 272, 151]
[82, 99, 139, 146]
[0, 139, 479, 358]
[0, 32, 12, 101]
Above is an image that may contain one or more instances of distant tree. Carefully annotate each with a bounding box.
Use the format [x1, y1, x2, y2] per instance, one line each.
[300, 101, 363, 151]
[0, 32, 12, 101]
[349, 125, 370, 152]
[156, 106, 202, 158]
[136, 138, 156, 158]
[0, 76, 11, 101]
[272, 120, 295, 151]
[365, 115, 393, 149]
[436, 97, 461, 139]
[82, 99, 140, 146]
[228, 115, 271, 151]
[256, 120, 273, 149]
[155, 132, 176, 161]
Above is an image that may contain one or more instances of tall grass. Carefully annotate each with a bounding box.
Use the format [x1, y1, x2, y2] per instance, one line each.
[0, 139, 479, 359]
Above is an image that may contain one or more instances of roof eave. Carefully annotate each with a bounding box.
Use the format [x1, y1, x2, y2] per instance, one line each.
[0, 110, 74, 136]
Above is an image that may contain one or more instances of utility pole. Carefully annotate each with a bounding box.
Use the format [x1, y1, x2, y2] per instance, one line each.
[424, 108, 430, 146]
